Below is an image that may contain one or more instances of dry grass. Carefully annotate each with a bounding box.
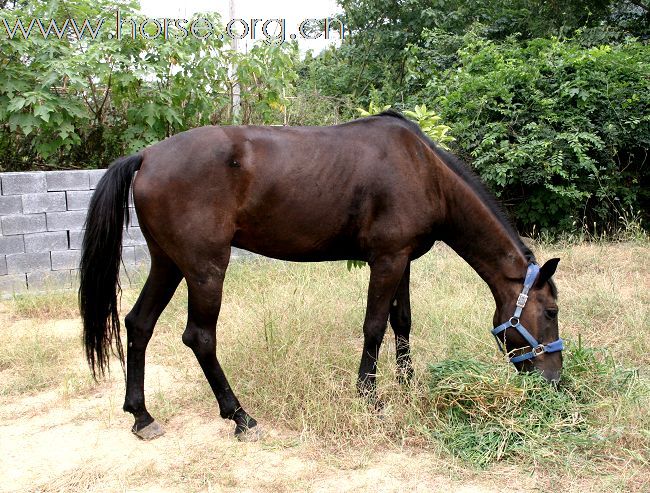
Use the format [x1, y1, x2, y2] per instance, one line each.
[0, 241, 648, 491]
[0, 317, 98, 397]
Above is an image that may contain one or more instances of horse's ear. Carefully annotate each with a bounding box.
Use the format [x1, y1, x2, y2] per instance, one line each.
[535, 258, 560, 288]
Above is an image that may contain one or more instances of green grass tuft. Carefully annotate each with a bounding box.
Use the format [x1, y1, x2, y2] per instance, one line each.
[11, 290, 80, 320]
[425, 338, 648, 467]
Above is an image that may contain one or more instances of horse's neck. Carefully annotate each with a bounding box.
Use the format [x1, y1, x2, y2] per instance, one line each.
[438, 172, 528, 305]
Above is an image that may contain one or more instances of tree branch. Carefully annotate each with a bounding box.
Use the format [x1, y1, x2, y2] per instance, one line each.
[96, 70, 112, 121]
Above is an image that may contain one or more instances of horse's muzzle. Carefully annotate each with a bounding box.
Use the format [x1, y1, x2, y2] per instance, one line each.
[540, 367, 562, 385]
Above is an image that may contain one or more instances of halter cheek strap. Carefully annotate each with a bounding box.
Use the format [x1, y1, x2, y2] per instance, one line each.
[491, 263, 564, 364]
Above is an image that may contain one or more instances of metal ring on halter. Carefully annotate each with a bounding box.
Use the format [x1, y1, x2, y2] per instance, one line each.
[532, 344, 546, 356]
[509, 317, 519, 326]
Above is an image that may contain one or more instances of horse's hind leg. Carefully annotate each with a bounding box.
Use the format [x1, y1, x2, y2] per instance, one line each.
[390, 263, 413, 383]
[123, 251, 182, 439]
[181, 248, 259, 441]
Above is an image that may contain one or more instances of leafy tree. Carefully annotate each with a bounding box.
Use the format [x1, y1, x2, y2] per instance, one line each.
[0, 0, 298, 170]
[403, 104, 454, 150]
[234, 43, 300, 125]
[307, 1, 649, 107]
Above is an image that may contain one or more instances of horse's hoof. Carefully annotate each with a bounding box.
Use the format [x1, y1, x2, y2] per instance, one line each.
[235, 425, 263, 442]
[132, 420, 165, 440]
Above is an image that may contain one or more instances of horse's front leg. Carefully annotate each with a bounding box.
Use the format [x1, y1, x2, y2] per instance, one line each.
[357, 253, 409, 403]
[390, 262, 413, 384]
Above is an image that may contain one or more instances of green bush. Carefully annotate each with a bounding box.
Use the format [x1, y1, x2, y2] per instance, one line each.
[426, 35, 649, 232]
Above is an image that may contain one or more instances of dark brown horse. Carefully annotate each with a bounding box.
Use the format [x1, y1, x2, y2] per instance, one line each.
[79, 111, 562, 441]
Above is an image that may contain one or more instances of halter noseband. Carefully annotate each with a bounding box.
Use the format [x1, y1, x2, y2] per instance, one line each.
[491, 263, 564, 364]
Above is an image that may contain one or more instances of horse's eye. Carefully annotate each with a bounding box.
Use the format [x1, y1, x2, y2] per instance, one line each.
[544, 309, 558, 320]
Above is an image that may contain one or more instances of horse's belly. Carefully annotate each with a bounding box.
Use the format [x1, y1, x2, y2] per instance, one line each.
[232, 217, 363, 262]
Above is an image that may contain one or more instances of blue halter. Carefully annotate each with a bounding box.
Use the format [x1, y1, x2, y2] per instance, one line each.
[491, 263, 564, 364]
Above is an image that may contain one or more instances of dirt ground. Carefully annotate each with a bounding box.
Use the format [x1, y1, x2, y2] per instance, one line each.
[2, 317, 590, 493]
[0, 320, 505, 493]
[0, 389, 503, 493]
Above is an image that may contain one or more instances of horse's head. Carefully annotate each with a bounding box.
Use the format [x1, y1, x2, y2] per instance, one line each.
[493, 258, 563, 383]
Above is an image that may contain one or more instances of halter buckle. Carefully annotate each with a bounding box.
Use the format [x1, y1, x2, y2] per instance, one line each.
[516, 293, 528, 308]
[532, 344, 546, 356]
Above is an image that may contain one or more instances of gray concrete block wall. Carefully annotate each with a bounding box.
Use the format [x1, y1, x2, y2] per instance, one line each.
[1, 214, 47, 235]
[46, 210, 87, 231]
[1, 172, 47, 195]
[0, 169, 151, 295]
[0, 196, 22, 215]
[0, 169, 258, 296]
[22, 192, 66, 213]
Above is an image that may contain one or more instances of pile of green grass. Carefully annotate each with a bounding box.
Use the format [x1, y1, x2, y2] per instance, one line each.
[424, 337, 647, 467]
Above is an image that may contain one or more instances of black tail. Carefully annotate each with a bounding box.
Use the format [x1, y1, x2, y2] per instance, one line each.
[79, 154, 143, 379]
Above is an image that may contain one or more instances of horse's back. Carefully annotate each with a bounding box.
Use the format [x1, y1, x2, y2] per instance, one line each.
[133, 119, 442, 263]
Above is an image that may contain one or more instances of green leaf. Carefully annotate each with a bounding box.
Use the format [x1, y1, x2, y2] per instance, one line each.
[7, 97, 27, 113]
[33, 105, 52, 122]
[346, 260, 367, 271]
